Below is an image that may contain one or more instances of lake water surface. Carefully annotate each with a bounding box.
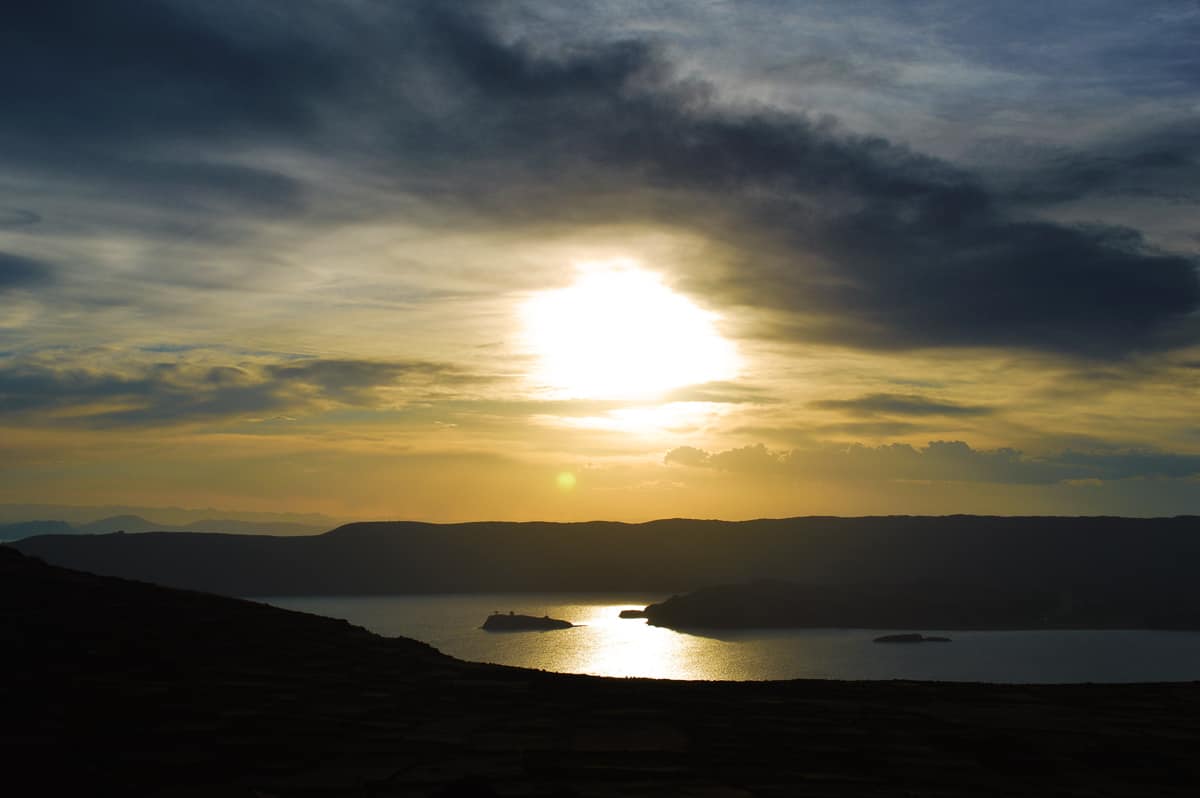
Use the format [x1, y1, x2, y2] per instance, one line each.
[263, 593, 1200, 683]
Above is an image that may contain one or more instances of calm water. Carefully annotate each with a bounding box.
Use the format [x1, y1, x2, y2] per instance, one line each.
[262, 593, 1200, 683]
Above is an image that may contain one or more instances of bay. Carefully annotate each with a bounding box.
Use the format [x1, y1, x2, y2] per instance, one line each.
[262, 593, 1200, 683]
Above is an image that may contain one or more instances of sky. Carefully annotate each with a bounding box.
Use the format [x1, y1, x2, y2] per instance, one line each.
[2, 0, 1200, 522]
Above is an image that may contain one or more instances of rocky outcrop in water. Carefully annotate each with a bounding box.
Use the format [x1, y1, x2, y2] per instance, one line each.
[874, 633, 952, 643]
[482, 612, 573, 631]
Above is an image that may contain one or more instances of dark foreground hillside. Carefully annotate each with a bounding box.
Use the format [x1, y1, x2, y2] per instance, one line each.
[6, 546, 1200, 796]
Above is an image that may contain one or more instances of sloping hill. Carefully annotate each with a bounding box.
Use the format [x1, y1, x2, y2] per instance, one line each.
[7, 545, 1200, 796]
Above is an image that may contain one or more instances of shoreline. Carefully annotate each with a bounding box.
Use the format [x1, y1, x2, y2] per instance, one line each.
[8, 546, 1200, 795]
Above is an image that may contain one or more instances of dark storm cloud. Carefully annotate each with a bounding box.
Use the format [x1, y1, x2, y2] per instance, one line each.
[0, 355, 486, 426]
[391, 5, 1200, 357]
[812, 393, 993, 418]
[1007, 121, 1200, 205]
[665, 441, 1200, 485]
[0, 253, 53, 291]
[1, 0, 340, 145]
[0, 0, 336, 219]
[0, 209, 41, 228]
[3, 1, 1197, 356]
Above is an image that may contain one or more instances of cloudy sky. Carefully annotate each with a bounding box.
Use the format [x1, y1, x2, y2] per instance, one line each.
[3, 0, 1200, 521]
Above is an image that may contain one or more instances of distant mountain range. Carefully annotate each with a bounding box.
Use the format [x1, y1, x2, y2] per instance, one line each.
[0, 514, 327, 541]
[11, 515, 1200, 629]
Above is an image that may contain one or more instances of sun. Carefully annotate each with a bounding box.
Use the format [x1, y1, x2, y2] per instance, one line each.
[521, 259, 738, 400]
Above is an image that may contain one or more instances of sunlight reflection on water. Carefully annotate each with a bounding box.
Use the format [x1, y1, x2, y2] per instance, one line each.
[263, 593, 1200, 683]
[548, 601, 718, 680]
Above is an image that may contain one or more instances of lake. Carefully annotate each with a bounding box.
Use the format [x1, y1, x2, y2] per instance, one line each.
[262, 593, 1200, 683]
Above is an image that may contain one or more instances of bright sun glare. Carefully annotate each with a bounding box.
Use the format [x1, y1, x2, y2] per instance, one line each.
[522, 260, 738, 400]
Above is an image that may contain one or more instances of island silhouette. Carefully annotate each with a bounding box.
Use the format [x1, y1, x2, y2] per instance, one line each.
[874, 633, 952, 643]
[482, 611, 574, 631]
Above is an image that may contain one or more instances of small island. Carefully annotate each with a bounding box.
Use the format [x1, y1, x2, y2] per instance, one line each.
[874, 633, 952, 643]
[482, 611, 574, 631]
[618, 609, 646, 619]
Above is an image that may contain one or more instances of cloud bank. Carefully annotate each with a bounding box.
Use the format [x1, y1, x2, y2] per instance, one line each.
[2, 1, 1196, 358]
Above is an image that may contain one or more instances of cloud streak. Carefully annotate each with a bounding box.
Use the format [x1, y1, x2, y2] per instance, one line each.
[812, 393, 993, 418]
[665, 440, 1200, 485]
[0, 354, 491, 426]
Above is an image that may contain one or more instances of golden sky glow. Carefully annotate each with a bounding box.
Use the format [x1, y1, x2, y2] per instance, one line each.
[2, 2, 1200, 526]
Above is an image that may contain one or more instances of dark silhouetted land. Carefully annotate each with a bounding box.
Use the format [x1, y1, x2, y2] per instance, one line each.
[638, 577, 1200, 630]
[7, 545, 1200, 796]
[874, 633, 952, 643]
[13, 515, 1200, 629]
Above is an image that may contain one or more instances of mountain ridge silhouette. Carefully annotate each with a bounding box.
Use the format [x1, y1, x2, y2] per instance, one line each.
[12, 515, 1200, 629]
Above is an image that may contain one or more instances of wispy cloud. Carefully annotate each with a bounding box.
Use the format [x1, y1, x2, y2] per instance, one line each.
[812, 393, 994, 418]
[0, 353, 494, 426]
[666, 441, 1200, 485]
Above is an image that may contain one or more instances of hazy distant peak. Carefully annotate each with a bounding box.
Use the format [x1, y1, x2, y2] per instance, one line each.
[0, 519, 75, 541]
[78, 515, 161, 534]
